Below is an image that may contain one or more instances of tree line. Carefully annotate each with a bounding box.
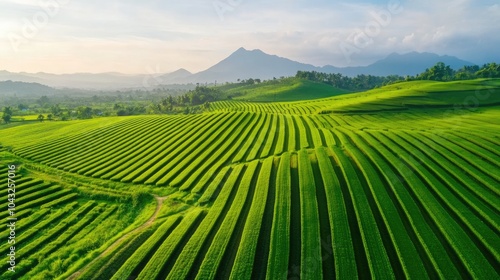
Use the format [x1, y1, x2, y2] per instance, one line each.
[2, 62, 499, 123]
[416, 62, 500, 81]
[296, 62, 500, 90]
[295, 71, 403, 90]
[1, 104, 100, 123]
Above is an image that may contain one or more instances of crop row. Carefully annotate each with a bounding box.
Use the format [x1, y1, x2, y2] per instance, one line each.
[100, 138, 496, 279]
[364, 130, 499, 278]
[13, 112, 334, 192]
[103, 148, 496, 279]
[6, 127, 496, 280]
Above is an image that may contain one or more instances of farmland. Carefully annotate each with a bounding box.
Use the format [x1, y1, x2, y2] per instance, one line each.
[0, 79, 499, 279]
[217, 77, 351, 102]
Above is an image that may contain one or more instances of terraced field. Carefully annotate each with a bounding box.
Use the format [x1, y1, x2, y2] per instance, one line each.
[212, 79, 500, 114]
[0, 79, 499, 279]
[0, 160, 157, 280]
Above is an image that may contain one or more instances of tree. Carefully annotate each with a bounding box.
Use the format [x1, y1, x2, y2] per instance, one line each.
[295, 71, 404, 90]
[455, 71, 471, 80]
[37, 114, 45, 122]
[3, 107, 13, 116]
[190, 94, 201, 105]
[51, 104, 62, 116]
[47, 114, 53, 121]
[167, 95, 175, 107]
[61, 114, 69, 121]
[476, 63, 500, 78]
[419, 62, 454, 81]
[455, 65, 479, 80]
[147, 103, 161, 114]
[77, 106, 93, 119]
[37, 96, 50, 107]
[2, 107, 13, 124]
[2, 114, 11, 124]
[18, 103, 29, 111]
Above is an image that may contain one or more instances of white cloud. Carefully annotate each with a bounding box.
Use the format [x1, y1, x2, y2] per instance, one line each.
[402, 33, 414, 44]
[0, 0, 498, 73]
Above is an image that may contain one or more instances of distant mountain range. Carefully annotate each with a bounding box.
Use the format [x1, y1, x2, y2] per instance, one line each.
[0, 80, 56, 97]
[0, 48, 475, 90]
[0, 70, 147, 90]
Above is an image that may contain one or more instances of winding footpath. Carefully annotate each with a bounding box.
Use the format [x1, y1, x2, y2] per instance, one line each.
[67, 195, 168, 280]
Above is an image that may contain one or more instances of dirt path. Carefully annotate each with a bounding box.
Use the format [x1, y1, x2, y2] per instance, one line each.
[67, 195, 168, 280]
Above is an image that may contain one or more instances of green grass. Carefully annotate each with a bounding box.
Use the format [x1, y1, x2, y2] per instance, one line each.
[341, 129, 430, 277]
[266, 153, 291, 279]
[0, 157, 156, 280]
[368, 131, 499, 278]
[0, 78, 498, 279]
[110, 216, 181, 280]
[320, 79, 500, 113]
[196, 161, 259, 280]
[330, 145, 395, 279]
[221, 78, 351, 102]
[350, 130, 462, 278]
[166, 165, 243, 280]
[297, 149, 323, 279]
[229, 157, 273, 280]
[137, 210, 204, 279]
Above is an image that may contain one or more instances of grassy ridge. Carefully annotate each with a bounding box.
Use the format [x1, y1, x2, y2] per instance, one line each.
[221, 78, 350, 102]
[0, 79, 498, 279]
[0, 156, 155, 280]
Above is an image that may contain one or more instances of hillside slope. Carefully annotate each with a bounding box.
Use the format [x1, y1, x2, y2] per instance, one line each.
[218, 78, 351, 102]
[208, 79, 500, 115]
[0, 79, 498, 279]
[321, 79, 500, 113]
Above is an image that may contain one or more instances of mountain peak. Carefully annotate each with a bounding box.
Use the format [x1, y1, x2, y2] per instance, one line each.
[231, 47, 267, 57]
[1, 50, 478, 88]
[233, 47, 249, 55]
[363, 51, 475, 76]
[172, 68, 192, 75]
[386, 51, 435, 59]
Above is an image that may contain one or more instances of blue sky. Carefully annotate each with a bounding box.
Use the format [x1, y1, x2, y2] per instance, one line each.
[1, 0, 499, 74]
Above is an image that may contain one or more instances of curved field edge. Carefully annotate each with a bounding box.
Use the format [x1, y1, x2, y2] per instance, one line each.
[0, 80, 498, 279]
[0, 152, 192, 280]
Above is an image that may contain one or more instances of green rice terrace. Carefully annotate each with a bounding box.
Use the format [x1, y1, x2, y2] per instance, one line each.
[0, 79, 499, 279]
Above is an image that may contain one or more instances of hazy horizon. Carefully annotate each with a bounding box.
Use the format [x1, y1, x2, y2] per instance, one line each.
[1, 0, 499, 74]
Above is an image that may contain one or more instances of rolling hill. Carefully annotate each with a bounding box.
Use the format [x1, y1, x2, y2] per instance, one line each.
[218, 78, 351, 102]
[0, 81, 57, 97]
[317, 79, 500, 113]
[0, 79, 498, 279]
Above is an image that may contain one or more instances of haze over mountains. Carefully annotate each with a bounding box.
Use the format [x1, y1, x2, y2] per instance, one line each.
[0, 48, 475, 90]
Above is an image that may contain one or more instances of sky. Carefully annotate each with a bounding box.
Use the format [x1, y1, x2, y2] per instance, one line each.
[1, 0, 499, 74]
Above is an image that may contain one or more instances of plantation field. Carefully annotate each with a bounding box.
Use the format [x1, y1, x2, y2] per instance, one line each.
[0, 79, 499, 279]
[219, 78, 351, 102]
[211, 79, 500, 114]
[0, 155, 157, 280]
